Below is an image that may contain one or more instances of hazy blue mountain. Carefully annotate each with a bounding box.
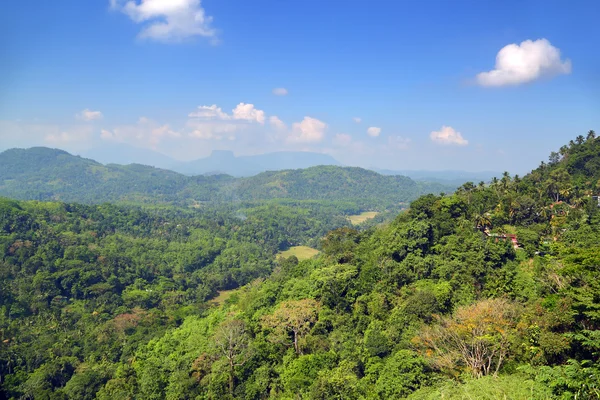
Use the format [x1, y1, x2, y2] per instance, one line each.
[171, 150, 261, 176]
[81, 143, 177, 170]
[172, 150, 341, 176]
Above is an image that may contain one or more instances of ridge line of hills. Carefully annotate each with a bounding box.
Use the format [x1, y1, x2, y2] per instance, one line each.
[80, 144, 500, 183]
[0, 147, 455, 208]
[0, 131, 599, 399]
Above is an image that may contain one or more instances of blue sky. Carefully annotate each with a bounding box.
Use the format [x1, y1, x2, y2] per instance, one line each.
[1, 0, 598, 173]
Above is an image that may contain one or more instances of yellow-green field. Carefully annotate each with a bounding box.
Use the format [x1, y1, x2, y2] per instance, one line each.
[348, 211, 379, 225]
[277, 246, 320, 261]
[208, 289, 236, 306]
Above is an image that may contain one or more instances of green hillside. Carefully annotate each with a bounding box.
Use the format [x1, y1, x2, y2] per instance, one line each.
[0, 147, 450, 208]
[0, 147, 229, 204]
[1, 132, 599, 399]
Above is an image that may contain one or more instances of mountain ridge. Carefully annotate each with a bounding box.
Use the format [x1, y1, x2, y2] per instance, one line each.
[0, 147, 453, 207]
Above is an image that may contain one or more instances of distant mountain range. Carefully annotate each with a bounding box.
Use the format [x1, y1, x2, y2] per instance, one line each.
[80, 144, 501, 183]
[0, 147, 454, 207]
[171, 150, 341, 176]
[83, 145, 340, 177]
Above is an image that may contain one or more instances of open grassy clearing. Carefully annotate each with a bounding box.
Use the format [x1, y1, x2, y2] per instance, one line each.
[277, 245, 320, 261]
[348, 211, 379, 225]
[207, 289, 237, 306]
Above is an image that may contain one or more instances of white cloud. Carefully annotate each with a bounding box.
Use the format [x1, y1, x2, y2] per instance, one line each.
[188, 121, 238, 140]
[186, 103, 265, 140]
[100, 129, 114, 140]
[388, 135, 411, 150]
[44, 126, 94, 148]
[77, 109, 103, 121]
[476, 39, 571, 87]
[430, 126, 468, 146]
[353, 117, 361, 124]
[232, 103, 265, 124]
[367, 127, 381, 137]
[288, 117, 327, 143]
[149, 123, 181, 146]
[0, 120, 96, 152]
[111, 0, 217, 42]
[102, 117, 181, 148]
[269, 116, 286, 131]
[188, 103, 265, 124]
[272, 88, 288, 96]
[188, 104, 229, 120]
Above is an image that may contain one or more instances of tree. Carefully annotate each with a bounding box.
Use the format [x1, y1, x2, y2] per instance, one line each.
[261, 299, 319, 355]
[473, 211, 492, 232]
[414, 298, 520, 377]
[213, 319, 249, 396]
[545, 168, 571, 202]
[587, 130, 596, 141]
[310, 263, 357, 310]
[375, 350, 430, 398]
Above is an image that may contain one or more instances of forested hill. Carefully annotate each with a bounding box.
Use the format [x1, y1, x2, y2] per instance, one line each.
[0, 147, 231, 204]
[0, 147, 451, 207]
[1, 131, 598, 399]
[230, 166, 447, 204]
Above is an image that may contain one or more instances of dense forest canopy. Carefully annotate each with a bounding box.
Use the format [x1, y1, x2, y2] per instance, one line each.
[1, 131, 599, 399]
[0, 147, 451, 209]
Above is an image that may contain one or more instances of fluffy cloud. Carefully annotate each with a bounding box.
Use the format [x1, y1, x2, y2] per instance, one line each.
[353, 117, 362, 124]
[41, 125, 96, 152]
[430, 126, 468, 146]
[272, 88, 288, 96]
[0, 120, 96, 152]
[288, 117, 327, 143]
[269, 116, 286, 131]
[102, 117, 181, 148]
[148, 123, 181, 146]
[77, 109, 103, 121]
[188, 103, 265, 124]
[188, 104, 229, 119]
[187, 103, 265, 140]
[100, 129, 113, 140]
[111, 0, 217, 42]
[232, 103, 265, 124]
[367, 127, 381, 137]
[476, 39, 571, 87]
[188, 122, 238, 140]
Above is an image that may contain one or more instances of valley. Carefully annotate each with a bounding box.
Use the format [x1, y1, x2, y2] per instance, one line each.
[1, 133, 599, 399]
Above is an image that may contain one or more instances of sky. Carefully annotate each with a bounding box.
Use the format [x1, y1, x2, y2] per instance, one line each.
[1, 0, 599, 173]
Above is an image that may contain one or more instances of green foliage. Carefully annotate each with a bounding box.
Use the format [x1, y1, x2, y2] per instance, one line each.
[0, 148, 451, 208]
[374, 350, 430, 398]
[407, 374, 553, 400]
[1, 132, 600, 399]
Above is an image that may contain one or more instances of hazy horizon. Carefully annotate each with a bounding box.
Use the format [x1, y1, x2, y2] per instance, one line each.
[1, 1, 598, 174]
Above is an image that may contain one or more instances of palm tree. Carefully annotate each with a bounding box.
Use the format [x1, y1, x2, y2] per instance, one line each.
[513, 174, 521, 185]
[501, 171, 511, 191]
[575, 135, 585, 145]
[587, 130, 596, 141]
[474, 212, 492, 232]
[559, 186, 572, 202]
[538, 205, 551, 220]
[559, 145, 569, 156]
